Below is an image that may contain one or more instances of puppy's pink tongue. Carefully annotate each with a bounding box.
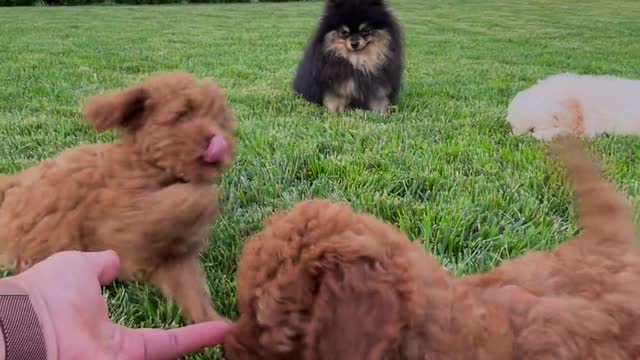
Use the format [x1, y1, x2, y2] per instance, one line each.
[203, 135, 228, 164]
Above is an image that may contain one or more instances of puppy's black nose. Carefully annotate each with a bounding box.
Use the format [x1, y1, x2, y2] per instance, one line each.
[351, 41, 360, 49]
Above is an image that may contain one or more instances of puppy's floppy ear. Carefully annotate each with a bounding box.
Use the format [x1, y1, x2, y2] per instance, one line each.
[82, 85, 149, 132]
[304, 255, 407, 359]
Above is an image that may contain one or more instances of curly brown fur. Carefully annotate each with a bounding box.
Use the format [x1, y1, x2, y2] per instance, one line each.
[223, 137, 640, 359]
[0, 72, 236, 323]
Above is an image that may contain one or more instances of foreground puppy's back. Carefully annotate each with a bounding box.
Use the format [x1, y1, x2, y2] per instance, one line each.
[488, 138, 640, 358]
[224, 137, 640, 359]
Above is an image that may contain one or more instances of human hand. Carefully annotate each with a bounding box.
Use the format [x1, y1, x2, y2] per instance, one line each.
[3, 250, 230, 360]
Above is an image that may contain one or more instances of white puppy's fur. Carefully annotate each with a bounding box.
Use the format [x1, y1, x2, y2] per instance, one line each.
[506, 73, 640, 141]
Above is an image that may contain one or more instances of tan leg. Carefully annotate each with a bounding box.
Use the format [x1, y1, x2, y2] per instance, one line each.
[151, 257, 222, 324]
[369, 96, 391, 113]
[323, 93, 348, 113]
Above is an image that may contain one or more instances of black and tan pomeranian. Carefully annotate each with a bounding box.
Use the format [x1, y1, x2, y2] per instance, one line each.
[293, 0, 404, 113]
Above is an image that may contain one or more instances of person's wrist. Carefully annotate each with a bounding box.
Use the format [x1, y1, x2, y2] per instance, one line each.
[0, 316, 5, 360]
[0, 278, 58, 360]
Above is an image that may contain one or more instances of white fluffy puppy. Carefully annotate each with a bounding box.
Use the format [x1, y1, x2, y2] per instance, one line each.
[506, 73, 640, 141]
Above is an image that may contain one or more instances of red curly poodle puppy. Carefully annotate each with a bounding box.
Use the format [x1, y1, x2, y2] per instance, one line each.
[223, 137, 640, 359]
[0, 71, 235, 323]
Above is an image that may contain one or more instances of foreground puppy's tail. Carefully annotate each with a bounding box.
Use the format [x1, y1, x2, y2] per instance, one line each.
[550, 136, 637, 243]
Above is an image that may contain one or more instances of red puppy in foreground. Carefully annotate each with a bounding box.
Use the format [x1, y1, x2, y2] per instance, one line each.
[224, 137, 640, 359]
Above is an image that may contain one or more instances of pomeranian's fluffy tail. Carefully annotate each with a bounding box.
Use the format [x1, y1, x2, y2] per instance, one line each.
[551, 136, 637, 244]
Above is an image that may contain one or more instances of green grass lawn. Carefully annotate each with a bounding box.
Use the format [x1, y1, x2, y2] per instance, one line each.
[1, 0, 640, 358]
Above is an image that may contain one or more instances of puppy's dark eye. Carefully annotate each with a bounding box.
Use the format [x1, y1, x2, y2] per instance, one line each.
[175, 110, 190, 123]
[361, 27, 372, 36]
[339, 29, 350, 38]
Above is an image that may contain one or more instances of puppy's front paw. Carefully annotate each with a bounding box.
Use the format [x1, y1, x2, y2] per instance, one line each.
[183, 303, 226, 324]
[325, 103, 345, 113]
[323, 94, 347, 113]
[369, 98, 392, 114]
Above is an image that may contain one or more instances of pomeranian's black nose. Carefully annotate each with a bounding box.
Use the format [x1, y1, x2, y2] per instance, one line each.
[351, 41, 360, 49]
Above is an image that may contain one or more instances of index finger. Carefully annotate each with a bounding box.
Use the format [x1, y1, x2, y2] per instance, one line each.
[132, 322, 232, 360]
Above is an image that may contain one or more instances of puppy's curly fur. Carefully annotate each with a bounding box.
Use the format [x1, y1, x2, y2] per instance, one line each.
[223, 137, 640, 359]
[0, 72, 236, 323]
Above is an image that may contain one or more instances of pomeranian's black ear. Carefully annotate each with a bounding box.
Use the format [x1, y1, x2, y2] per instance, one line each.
[326, 0, 384, 5]
[326, 0, 384, 4]
[326, 0, 353, 5]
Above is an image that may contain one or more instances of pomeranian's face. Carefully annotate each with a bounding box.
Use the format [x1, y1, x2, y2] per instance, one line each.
[323, 21, 392, 73]
[320, 0, 396, 72]
[330, 22, 380, 52]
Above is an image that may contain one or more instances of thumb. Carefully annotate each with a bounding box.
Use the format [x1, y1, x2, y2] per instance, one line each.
[129, 321, 232, 360]
[84, 250, 121, 285]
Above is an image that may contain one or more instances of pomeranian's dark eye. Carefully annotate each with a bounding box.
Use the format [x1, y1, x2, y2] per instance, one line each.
[338, 28, 350, 38]
[361, 27, 372, 36]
